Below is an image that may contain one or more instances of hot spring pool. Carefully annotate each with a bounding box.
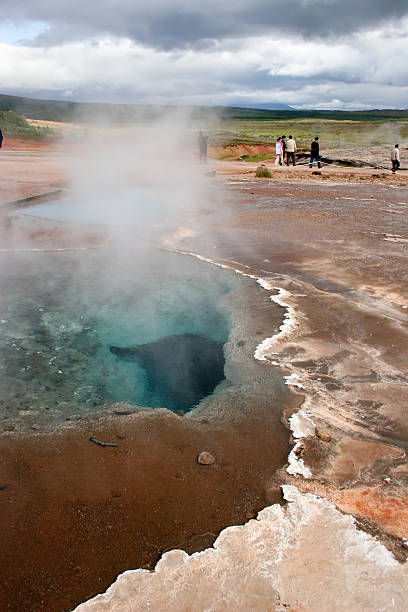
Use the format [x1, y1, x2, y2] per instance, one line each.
[0, 242, 238, 428]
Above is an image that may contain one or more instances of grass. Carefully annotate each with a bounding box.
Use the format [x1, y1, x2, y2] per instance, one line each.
[1, 93, 407, 150]
[239, 153, 274, 162]
[213, 118, 408, 150]
[255, 164, 272, 178]
[0, 110, 56, 140]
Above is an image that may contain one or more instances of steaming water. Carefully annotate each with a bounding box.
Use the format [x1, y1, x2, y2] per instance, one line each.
[0, 242, 237, 426]
[22, 190, 164, 226]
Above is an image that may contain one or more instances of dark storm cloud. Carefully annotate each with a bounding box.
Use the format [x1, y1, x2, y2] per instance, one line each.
[3, 0, 408, 49]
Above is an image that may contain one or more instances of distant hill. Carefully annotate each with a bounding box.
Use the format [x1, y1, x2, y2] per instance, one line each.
[0, 93, 407, 124]
[230, 103, 295, 111]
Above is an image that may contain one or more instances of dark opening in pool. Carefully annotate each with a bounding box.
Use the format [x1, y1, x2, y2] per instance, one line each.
[110, 333, 225, 413]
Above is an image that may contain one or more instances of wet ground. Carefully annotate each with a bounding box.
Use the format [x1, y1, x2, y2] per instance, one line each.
[179, 172, 408, 553]
[0, 143, 408, 610]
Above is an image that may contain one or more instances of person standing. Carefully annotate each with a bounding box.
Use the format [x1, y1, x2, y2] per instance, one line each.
[198, 130, 208, 164]
[275, 137, 284, 165]
[391, 144, 400, 173]
[310, 136, 321, 168]
[0, 128, 3, 148]
[281, 135, 287, 165]
[286, 135, 296, 166]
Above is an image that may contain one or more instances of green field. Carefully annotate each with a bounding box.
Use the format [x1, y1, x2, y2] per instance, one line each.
[0, 92, 407, 149]
[214, 118, 408, 150]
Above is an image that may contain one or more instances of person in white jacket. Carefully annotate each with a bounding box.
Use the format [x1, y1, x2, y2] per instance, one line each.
[275, 138, 284, 166]
[391, 144, 400, 173]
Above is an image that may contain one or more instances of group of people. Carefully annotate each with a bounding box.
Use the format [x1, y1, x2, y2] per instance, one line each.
[276, 135, 402, 173]
[275, 135, 322, 168]
[198, 129, 401, 173]
[274, 135, 297, 166]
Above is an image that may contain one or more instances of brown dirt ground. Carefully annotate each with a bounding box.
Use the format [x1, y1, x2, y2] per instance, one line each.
[0, 408, 290, 611]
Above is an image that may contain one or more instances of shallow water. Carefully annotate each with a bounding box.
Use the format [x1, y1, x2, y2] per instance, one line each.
[21, 189, 164, 226]
[0, 243, 237, 427]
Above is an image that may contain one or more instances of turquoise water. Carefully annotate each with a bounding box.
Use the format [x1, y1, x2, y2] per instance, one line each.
[0, 244, 237, 422]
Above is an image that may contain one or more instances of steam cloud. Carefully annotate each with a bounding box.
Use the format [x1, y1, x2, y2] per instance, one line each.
[62, 109, 214, 232]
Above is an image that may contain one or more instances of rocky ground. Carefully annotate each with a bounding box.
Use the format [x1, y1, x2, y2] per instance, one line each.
[0, 138, 407, 610]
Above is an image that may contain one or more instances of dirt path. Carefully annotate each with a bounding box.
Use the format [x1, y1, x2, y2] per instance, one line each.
[0, 140, 66, 204]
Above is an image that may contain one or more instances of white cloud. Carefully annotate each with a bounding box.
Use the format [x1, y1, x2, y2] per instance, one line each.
[1, 0, 407, 50]
[0, 19, 408, 109]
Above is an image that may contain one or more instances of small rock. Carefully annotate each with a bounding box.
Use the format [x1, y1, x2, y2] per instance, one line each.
[197, 451, 216, 466]
[18, 410, 39, 417]
[176, 410, 185, 417]
[0, 484, 7, 490]
[31, 424, 41, 431]
[246, 512, 256, 520]
[312, 170, 322, 175]
[315, 427, 332, 442]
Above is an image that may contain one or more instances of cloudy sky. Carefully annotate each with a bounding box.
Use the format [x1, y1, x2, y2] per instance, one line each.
[0, 0, 408, 109]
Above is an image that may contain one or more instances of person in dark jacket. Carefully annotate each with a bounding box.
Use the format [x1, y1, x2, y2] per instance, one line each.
[310, 136, 321, 168]
[281, 135, 287, 164]
[0, 129, 3, 148]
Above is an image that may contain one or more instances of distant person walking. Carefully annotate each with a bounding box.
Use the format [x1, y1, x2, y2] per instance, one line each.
[286, 135, 296, 166]
[309, 136, 321, 169]
[198, 130, 208, 164]
[391, 144, 400, 173]
[0, 128, 3, 148]
[275, 138, 284, 166]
